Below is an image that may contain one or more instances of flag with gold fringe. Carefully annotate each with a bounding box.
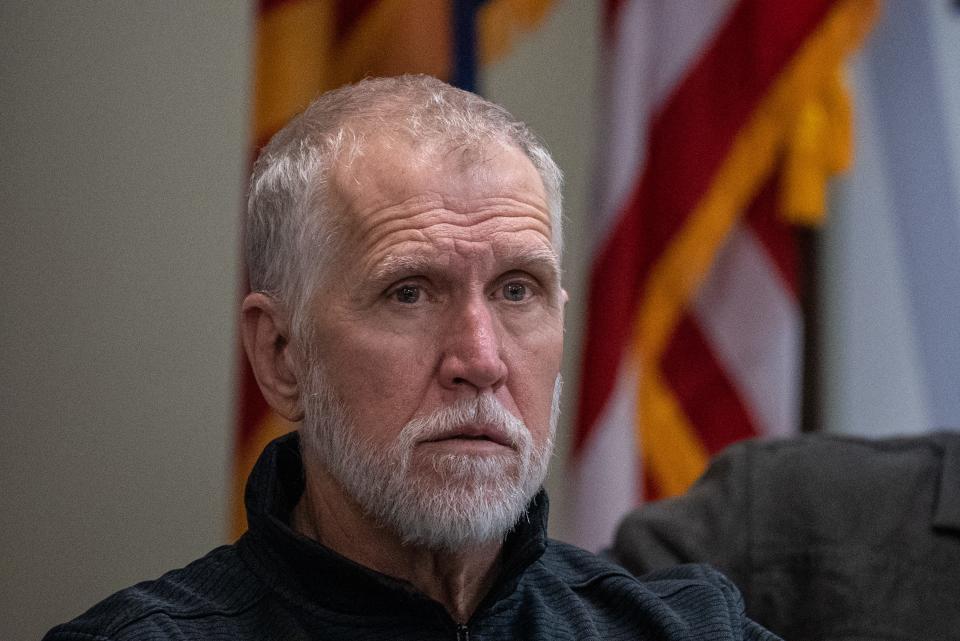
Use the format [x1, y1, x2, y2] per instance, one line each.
[569, 0, 878, 550]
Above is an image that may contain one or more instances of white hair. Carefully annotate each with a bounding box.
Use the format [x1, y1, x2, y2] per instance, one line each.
[245, 75, 563, 345]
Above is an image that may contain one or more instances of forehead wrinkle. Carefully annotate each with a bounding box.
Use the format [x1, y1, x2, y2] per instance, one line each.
[356, 197, 551, 256]
[356, 192, 549, 227]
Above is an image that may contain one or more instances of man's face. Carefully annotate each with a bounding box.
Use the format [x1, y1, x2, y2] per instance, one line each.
[299, 136, 564, 547]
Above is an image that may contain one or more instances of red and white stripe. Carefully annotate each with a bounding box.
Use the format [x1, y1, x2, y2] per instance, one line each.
[569, 0, 808, 551]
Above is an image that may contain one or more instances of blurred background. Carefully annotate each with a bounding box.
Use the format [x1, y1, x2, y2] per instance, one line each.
[1, 2, 958, 639]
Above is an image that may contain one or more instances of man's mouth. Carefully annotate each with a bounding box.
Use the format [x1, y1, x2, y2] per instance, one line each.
[421, 424, 513, 448]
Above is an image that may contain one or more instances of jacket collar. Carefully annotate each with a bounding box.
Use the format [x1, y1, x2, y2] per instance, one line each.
[238, 431, 549, 616]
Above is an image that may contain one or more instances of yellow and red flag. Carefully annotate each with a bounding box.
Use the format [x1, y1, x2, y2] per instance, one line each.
[233, 0, 555, 538]
[570, 0, 878, 550]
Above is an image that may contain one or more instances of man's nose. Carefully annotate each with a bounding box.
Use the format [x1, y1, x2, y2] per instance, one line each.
[437, 298, 508, 393]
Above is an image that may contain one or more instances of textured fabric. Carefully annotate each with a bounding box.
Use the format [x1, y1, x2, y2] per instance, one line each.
[45, 432, 780, 641]
[610, 432, 960, 641]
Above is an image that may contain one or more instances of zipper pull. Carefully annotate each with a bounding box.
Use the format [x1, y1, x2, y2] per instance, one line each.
[456, 623, 470, 641]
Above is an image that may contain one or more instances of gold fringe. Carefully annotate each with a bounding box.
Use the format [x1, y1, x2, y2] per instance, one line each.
[637, 0, 879, 497]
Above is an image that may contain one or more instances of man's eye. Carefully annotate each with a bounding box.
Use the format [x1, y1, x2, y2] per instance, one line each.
[503, 282, 527, 302]
[393, 285, 420, 304]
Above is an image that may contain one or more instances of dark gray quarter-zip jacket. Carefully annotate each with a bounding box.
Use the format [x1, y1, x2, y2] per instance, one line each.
[44, 433, 780, 641]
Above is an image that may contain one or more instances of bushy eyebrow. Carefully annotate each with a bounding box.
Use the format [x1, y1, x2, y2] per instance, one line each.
[504, 247, 562, 285]
[369, 247, 562, 286]
[370, 255, 436, 284]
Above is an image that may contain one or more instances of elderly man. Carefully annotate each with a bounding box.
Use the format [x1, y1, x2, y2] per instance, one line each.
[45, 76, 778, 641]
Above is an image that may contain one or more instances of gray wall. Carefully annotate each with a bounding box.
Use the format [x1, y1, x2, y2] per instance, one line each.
[0, 3, 252, 639]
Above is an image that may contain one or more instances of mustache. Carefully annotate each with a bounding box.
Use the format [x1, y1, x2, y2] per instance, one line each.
[394, 395, 529, 452]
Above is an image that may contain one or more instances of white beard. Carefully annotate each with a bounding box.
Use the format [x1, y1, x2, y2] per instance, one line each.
[300, 374, 560, 551]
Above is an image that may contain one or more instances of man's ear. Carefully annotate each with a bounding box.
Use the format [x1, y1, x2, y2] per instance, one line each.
[240, 292, 305, 422]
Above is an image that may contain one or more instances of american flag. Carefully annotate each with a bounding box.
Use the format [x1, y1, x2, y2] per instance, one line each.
[569, 0, 878, 551]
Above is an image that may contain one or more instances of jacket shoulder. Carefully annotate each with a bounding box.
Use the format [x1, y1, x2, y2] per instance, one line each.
[43, 544, 267, 641]
[536, 541, 779, 640]
[542, 538, 731, 589]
